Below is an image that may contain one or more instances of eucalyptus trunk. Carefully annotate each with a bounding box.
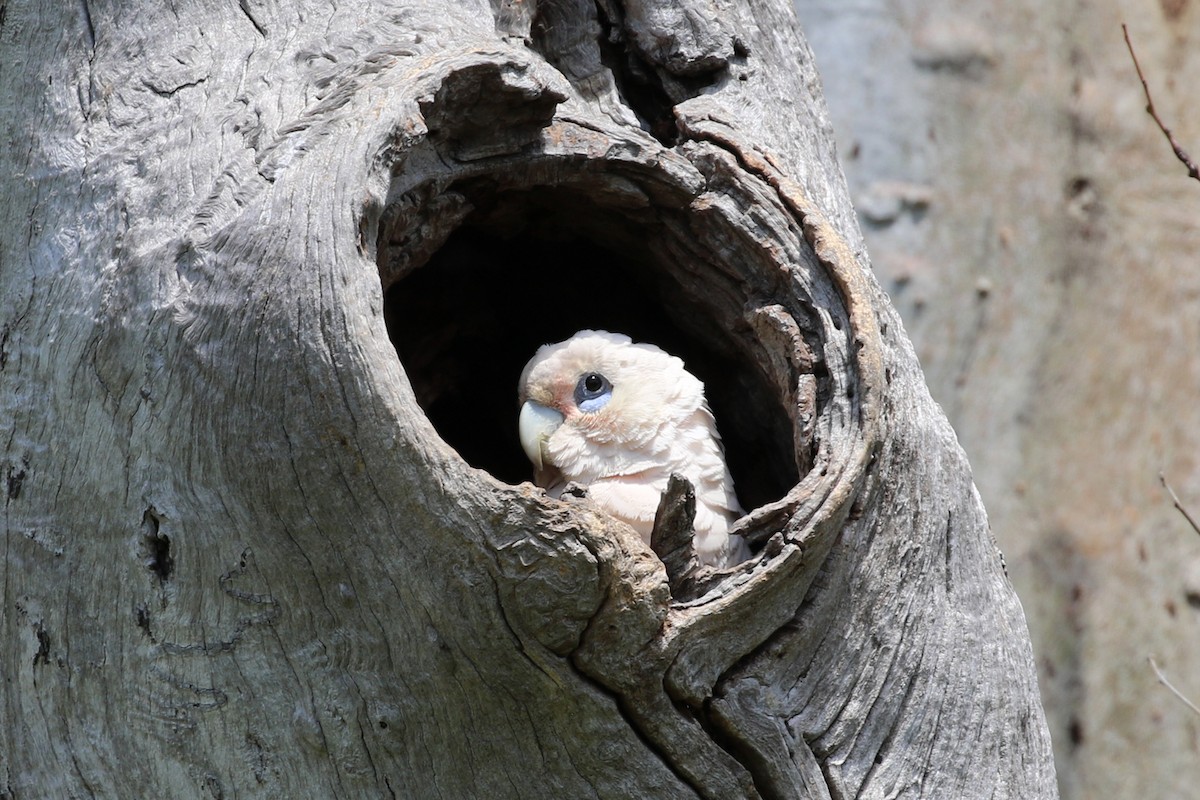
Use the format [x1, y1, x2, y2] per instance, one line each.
[0, 1, 1055, 797]
[798, 2, 1200, 797]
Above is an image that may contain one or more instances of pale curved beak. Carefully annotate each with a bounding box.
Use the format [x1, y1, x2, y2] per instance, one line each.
[518, 401, 564, 471]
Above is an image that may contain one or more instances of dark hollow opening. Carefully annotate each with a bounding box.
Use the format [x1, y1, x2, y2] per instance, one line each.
[382, 187, 798, 513]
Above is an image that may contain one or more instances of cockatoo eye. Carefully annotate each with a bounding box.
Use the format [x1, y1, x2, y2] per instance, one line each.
[574, 372, 612, 412]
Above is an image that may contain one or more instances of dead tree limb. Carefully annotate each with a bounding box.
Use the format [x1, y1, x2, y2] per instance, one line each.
[1123, 23, 1200, 182]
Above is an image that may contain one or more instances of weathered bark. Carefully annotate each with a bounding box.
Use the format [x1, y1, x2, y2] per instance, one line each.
[0, 1, 1055, 798]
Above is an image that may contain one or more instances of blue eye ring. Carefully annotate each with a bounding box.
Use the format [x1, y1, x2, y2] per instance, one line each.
[574, 372, 612, 412]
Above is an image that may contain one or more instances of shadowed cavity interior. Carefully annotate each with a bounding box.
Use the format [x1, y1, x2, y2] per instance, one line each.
[382, 190, 798, 512]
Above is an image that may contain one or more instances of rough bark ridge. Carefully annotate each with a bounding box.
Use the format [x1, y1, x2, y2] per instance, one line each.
[0, 1, 1055, 798]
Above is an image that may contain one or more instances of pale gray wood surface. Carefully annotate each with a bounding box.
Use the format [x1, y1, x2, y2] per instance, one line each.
[0, 0, 1055, 796]
[798, 3, 1200, 798]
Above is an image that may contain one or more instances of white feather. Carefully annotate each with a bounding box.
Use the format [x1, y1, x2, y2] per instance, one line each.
[518, 330, 750, 568]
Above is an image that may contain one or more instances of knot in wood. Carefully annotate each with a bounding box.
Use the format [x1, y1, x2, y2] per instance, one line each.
[417, 53, 570, 161]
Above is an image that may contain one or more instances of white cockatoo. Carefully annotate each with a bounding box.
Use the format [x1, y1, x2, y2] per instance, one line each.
[517, 330, 751, 568]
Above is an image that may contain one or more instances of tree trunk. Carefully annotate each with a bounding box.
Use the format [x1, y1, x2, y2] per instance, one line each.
[0, 1, 1055, 797]
[796, 1, 1200, 797]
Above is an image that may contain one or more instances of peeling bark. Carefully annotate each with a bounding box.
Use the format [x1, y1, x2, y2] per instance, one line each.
[0, 0, 1055, 797]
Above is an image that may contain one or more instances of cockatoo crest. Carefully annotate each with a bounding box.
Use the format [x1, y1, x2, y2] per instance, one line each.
[518, 330, 750, 568]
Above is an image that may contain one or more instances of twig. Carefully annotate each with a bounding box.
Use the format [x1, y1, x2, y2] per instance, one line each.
[1159, 472, 1200, 537]
[1148, 656, 1200, 717]
[1122, 24, 1200, 182]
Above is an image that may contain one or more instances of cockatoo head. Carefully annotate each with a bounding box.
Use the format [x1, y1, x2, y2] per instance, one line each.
[517, 330, 703, 489]
[517, 330, 749, 567]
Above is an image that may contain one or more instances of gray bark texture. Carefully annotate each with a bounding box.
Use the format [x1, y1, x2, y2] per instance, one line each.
[0, 1, 1056, 798]
[795, 2, 1200, 797]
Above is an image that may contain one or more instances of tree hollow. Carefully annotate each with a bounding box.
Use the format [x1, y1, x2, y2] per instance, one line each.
[378, 140, 823, 517]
